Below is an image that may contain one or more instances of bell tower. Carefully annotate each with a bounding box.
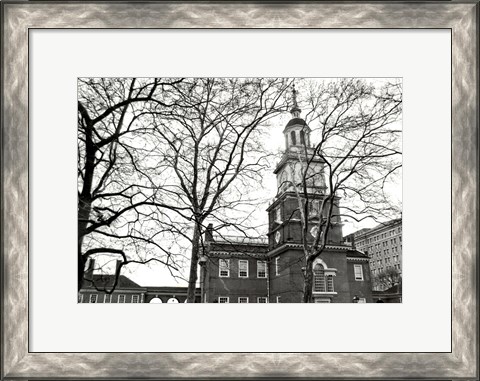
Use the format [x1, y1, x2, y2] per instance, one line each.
[267, 86, 343, 249]
[275, 85, 326, 197]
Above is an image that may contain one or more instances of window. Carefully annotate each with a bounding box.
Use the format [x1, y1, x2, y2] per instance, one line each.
[300, 130, 305, 145]
[354, 264, 364, 281]
[290, 131, 296, 145]
[218, 297, 229, 303]
[238, 297, 249, 303]
[78, 294, 83, 303]
[257, 297, 268, 303]
[275, 257, 280, 276]
[275, 207, 282, 223]
[104, 294, 111, 303]
[132, 295, 139, 303]
[276, 296, 281, 303]
[238, 260, 248, 278]
[89, 294, 97, 303]
[219, 259, 230, 277]
[118, 294, 126, 303]
[313, 264, 334, 292]
[309, 200, 320, 217]
[257, 261, 267, 278]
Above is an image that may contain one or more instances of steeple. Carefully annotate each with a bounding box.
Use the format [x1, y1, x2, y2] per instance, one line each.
[274, 85, 326, 196]
[290, 84, 301, 118]
[283, 85, 310, 150]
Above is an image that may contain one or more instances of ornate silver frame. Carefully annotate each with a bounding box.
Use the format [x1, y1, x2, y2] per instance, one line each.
[1, 1, 478, 379]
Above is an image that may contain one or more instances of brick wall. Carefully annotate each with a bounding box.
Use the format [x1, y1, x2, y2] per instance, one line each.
[204, 256, 269, 303]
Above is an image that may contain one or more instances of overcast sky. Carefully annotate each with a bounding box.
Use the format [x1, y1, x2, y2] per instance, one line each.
[89, 78, 402, 287]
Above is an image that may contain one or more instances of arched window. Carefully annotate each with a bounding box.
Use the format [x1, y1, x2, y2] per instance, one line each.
[300, 131, 305, 145]
[291, 131, 296, 146]
[313, 264, 334, 292]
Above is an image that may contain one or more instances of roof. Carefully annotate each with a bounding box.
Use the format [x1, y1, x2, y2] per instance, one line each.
[82, 274, 143, 289]
[352, 218, 402, 237]
[208, 240, 268, 256]
[346, 249, 369, 259]
[147, 286, 201, 294]
[283, 118, 311, 133]
[286, 117, 307, 127]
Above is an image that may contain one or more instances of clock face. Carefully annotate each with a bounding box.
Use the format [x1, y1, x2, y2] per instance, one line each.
[275, 231, 281, 243]
[310, 226, 319, 238]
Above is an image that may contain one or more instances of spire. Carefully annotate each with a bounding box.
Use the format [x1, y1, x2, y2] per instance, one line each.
[290, 84, 301, 118]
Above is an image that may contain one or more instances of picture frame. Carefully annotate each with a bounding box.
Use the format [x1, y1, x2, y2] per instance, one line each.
[1, 1, 478, 379]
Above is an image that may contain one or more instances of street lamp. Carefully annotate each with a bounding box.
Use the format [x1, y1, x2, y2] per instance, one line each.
[198, 255, 208, 303]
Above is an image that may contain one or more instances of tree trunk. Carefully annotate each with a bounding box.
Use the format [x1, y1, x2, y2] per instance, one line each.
[186, 225, 201, 302]
[78, 243, 85, 292]
[77, 196, 92, 291]
[77, 111, 96, 291]
[302, 257, 314, 303]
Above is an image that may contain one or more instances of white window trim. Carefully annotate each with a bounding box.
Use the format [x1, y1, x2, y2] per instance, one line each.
[219, 259, 230, 278]
[132, 295, 139, 303]
[257, 260, 267, 278]
[276, 296, 281, 303]
[218, 296, 229, 303]
[78, 293, 84, 303]
[118, 294, 126, 303]
[275, 257, 280, 276]
[354, 264, 364, 281]
[238, 259, 249, 278]
[238, 297, 249, 303]
[257, 297, 268, 303]
[89, 294, 97, 303]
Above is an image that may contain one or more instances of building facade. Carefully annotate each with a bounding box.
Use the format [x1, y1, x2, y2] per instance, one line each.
[79, 262, 201, 303]
[350, 218, 402, 279]
[200, 91, 374, 303]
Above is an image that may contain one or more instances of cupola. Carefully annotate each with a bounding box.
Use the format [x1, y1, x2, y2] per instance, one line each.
[284, 84, 311, 149]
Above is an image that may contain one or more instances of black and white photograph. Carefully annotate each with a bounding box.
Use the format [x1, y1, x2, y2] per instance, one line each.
[4, 1, 478, 378]
[78, 77, 403, 303]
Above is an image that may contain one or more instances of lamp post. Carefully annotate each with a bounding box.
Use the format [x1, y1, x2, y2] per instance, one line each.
[198, 255, 207, 303]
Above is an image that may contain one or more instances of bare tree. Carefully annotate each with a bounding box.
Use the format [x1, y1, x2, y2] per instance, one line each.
[77, 78, 188, 292]
[372, 266, 402, 291]
[281, 78, 402, 302]
[150, 78, 292, 302]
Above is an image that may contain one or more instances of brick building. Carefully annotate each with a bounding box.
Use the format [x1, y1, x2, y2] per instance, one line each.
[200, 92, 373, 303]
[79, 262, 201, 303]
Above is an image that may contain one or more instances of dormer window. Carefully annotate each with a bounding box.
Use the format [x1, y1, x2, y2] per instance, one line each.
[290, 131, 296, 146]
[300, 130, 305, 145]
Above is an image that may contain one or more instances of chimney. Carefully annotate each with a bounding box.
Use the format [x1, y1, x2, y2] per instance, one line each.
[205, 223, 214, 242]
